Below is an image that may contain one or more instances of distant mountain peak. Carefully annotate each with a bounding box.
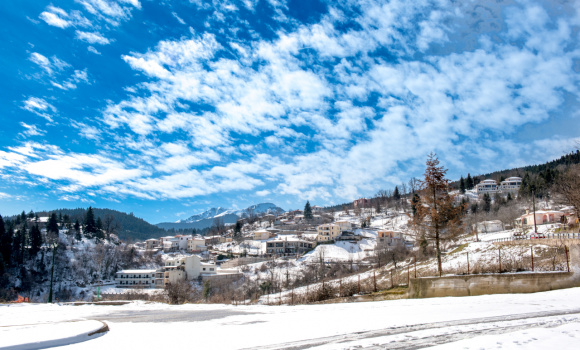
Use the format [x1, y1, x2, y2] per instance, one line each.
[177, 203, 284, 223]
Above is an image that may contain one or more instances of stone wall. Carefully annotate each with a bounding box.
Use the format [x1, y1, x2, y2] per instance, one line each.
[408, 271, 579, 298]
[408, 244, 580, 298]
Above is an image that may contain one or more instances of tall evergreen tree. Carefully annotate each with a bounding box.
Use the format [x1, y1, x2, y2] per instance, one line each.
[393, 186, 401, 201]
[84, 207, 97, 237]
[304, 201, 313, 220]
[466, 173, 474, 190]
[12, 228, 23, 266]
[459, 176, 466, 194]
[47, 212, 59, 235]
[482, 193, 492, 212]
[0, 215, 11, 267]
[94, 217, 105, 241]
[416, 153, 464, 276]
[29, 224, 42, 257]
[74, 219, 82, 241]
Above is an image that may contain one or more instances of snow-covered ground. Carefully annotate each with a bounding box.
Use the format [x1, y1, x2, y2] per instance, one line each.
[2, 287, 580, 349]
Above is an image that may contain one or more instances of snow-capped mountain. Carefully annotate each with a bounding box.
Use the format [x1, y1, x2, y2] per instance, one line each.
[156, 203, 285, 230]
[178, 203, 284, 223]
[176, 207, 231, 223]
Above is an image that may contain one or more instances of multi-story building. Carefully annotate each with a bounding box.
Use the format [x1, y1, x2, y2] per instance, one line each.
[253, 229, 272, 241]
[174, 235, 192, 250]
[334, 220, 352, 232]
[187, 237, 206, 253]
[316, 223, 342, 242]
[154, 255, 217, 288]
[376, 230, 404, 247]
[476, 177, 522, 196]
[145, 239, 160, 250]
[353, 198, 371, 208]
[499, 177, 522, 193]
[266, 239, 316, 256]
[115, 269, 157, 288]
[475, 179, 500, 195]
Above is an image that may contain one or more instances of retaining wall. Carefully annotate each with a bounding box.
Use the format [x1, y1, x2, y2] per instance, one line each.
[409, 244, 580, 298]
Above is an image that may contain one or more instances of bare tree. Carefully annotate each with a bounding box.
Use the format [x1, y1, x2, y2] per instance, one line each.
[553, 164, 580, 214]
[103, 215, 120, 239]
[408, 177, 419, 194]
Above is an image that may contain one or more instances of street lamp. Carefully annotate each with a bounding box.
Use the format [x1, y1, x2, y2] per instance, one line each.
[47, 241, 58, 303]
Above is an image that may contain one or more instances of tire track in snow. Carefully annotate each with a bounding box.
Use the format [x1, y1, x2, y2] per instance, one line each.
[242, 308, 580, 350]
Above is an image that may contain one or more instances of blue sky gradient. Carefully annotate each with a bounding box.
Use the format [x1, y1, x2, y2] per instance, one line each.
[1, 0, 579, 223]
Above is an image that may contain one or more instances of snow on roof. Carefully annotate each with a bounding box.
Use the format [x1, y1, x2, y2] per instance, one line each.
[116, 269, 157, 274]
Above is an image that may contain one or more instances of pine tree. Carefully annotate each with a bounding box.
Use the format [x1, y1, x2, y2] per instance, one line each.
[304, 201, 313, 220]
[0, 215, 11, 267]
[459, 176, 466, 194]
[393, 186, 401, 201]
[416, 153, 464, 276]
[29, 224, 42, 257]
[12, 228, 23, 266]
[234, 221, 242, 235]
[74, 219, 82, 241]
[46, 213, 59, 235]
[483, 193, 492, 212]
[466, 173, 474, 190]
[411, 193, 420, 218]
[84, 207, 97, 237]
[94, 217, 105, 241]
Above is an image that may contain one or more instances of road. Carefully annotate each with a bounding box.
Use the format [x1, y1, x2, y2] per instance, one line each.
[88, 308, 256, 323]
[239, 308, 580, 350]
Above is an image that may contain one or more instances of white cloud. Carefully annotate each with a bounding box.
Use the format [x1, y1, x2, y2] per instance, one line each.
[22, 97, 56, 122]
[29, 52, 54, 74]
[19, 123, 45, 137]
[256, 190, 271, 196]
[172, 12, 186, 25]
[0, 192, 11, 199]
[75, 30, 111, 45]
[39, 6, 92, 28]
[87, 46, 102, 55]
[39, 10, 71, 28]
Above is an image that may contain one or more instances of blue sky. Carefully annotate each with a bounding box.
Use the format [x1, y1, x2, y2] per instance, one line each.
[0, 0, 579, 224]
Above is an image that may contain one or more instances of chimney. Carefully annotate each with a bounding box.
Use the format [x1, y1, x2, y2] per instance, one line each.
[526, 209, 529, 215]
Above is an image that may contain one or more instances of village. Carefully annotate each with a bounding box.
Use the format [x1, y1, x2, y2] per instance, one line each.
[109, 175, 579, 299]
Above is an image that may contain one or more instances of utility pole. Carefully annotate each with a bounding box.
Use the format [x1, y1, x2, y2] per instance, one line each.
[532, 189, 538, 234]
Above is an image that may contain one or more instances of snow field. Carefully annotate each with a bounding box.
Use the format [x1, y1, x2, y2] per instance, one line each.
[2, 287, 580, 349]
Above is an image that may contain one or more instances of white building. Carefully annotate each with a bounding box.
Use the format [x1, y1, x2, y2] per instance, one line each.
[499, 177, 522, 193]
[115, 269, 157, 288]
[155, 255, 217, 288]
[475, 220, 504, 234]
[187, 237, 206, 252]
[175, 235, 192, 250]
[476, 179, 500, 195]
[145, 239, 160, 250]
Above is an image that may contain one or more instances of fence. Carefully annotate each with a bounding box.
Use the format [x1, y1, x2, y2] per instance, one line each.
[262, 242, 574, 305]
[488, 232, 580, 243]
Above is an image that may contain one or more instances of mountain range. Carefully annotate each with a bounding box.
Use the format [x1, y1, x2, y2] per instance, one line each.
[155, 203, 285, 230]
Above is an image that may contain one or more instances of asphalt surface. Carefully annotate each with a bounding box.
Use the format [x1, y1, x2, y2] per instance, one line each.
[88, 309, 257, 323]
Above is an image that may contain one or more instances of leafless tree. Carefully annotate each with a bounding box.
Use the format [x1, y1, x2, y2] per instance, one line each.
[408, 177, 419, 194]
[103, 215, 120, 239]
[553, 164, 580, 214]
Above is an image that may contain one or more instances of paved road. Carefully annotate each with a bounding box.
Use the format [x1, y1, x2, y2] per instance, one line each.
[239, 308, 580, 350]
[88, 309, 257, 323]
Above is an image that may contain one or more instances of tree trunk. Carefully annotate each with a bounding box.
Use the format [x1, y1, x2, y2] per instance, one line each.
[433, 186, 442, 276]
